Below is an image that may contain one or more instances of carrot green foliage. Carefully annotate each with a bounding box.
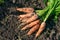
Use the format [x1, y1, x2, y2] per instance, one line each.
[0, 0, 4, 4]
[36, 0, 60, 23]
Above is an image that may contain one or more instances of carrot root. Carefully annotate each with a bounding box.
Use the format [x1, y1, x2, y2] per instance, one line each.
[18, 13, 33, 18]
[21, 20, 40, 30]
[26, 14, 38, 23]
[16, 8, 34, 13]
[27, 24, 39, 35]
[35, 22, 46, 38]
[16, 8, 23, 12]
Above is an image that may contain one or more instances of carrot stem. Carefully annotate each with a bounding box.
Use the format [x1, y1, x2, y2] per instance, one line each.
[44, 0, 58, 22]
[43, 8, 54, 22]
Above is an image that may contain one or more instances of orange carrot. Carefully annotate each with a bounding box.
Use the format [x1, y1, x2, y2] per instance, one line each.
[27, 24, 40, 35]
[21, 20, 40, 30]
[16, 8, 34, 13]
[18, 13, 33, 21]
[26, 14, 38, 24]
[16, 8, 23, 12]
[21, 18, 28, 22]
[19, 13, 33, 18]
[18, 14, 38, 28]
[35, 22, 46, 38]
[18, 15, 28, 21]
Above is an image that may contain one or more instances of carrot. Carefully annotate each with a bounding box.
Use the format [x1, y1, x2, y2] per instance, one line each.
[27, 24, 40, 35]
[26, 14, 38, 24]
[16, 8, 34, 13]
[21, 20, 40, 30]
[18, 13, 33, 18]
[18, 15, 29, 21]
[18, 13, 33, 21]
[18, 14, 38, 28]
[21, 18, 28, 22]
[35, 22, 46, 38]
[16, 8, 23, 12]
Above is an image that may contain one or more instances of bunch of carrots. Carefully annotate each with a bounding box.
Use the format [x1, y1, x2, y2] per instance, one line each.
[16, 0, 60, 38]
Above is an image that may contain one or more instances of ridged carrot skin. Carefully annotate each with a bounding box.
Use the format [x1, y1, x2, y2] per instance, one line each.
[27, 24, 40, 35]
[19, 14, 38, 27]
[21, 20, 40, 30]
[18, 13, 33, 21]
[26, 14, 38, 24]
[18, 14, 38, 27]
[35, 22, 46, 38]
[19, 13, 33, 18]
[16, 8, 34, 13]
[21, 18, 28, 22]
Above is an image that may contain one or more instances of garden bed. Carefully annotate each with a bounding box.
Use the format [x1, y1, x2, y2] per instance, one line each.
[0, 0, 60, 40]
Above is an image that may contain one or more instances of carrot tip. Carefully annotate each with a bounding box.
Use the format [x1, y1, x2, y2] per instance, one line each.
[35, 34, 38, 38]
[16, 8, 23, 12]
[21, 27, 27, 30]
[21, 24, 30, 30]
[27, 33, 31, 36]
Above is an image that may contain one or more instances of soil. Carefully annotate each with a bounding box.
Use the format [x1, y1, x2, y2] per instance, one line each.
[0, 0, 60, 40]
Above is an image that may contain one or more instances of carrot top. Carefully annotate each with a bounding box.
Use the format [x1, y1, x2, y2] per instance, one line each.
[36, 0, 60, 23]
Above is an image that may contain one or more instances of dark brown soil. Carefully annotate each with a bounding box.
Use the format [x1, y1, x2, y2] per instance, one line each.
[0, 0, 60, 40]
